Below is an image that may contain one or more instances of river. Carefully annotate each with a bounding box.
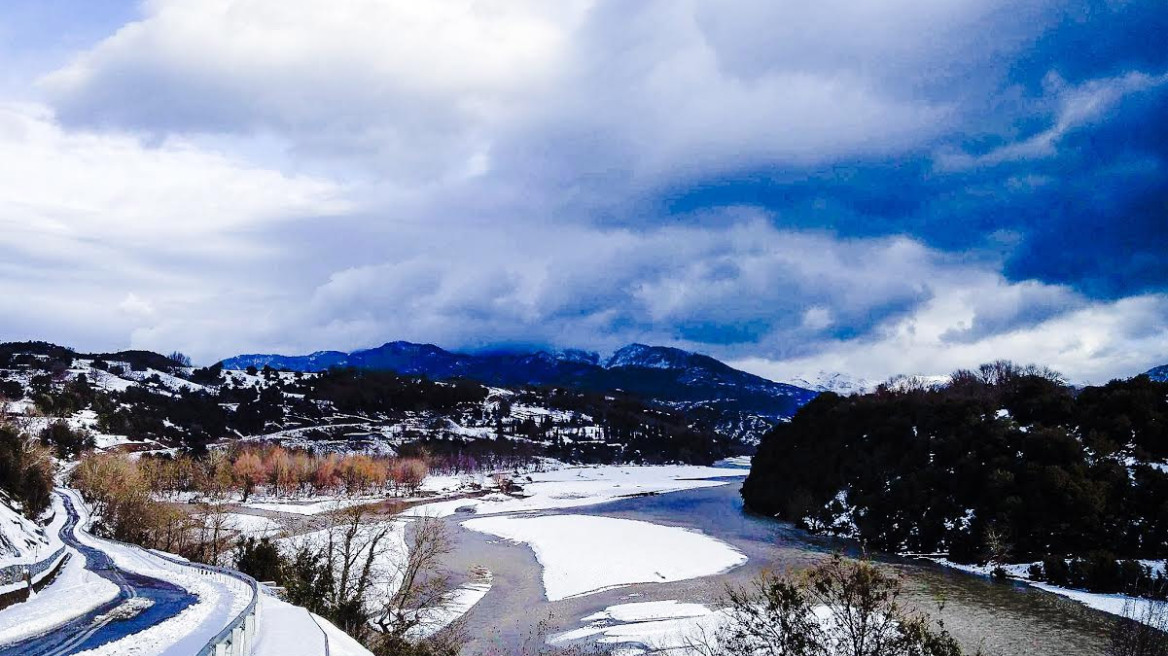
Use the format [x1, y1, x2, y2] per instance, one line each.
[441, 474, 1117, 655]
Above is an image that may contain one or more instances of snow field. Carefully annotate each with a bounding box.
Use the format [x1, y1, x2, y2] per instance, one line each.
[462, 514, 747, 601]
[551, 600, 726, 654]
[220, 513, 284, 537]
[405, 464, 741, 518]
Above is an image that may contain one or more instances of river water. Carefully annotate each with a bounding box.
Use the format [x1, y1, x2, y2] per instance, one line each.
[443, 475, 1116, 655]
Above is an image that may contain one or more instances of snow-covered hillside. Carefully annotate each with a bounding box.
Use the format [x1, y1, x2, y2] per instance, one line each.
[0, 492, 58, 568]
[0, 342, 738, 463]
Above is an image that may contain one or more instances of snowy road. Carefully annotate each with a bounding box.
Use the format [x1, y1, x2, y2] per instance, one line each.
[0, 491, 249, 656]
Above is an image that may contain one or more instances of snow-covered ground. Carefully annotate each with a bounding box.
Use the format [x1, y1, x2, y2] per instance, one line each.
[0, 492, 63, 568]
[0, 548, 120, 644]
[406, 465, 743, 518]
[63, 490, 255, 656]
[222, 513, 284, 537]
[242, 497, 386, 515]
[551, 600, 726, 654]
[409, 570, 493, 639]
[253, 594, 344, 656]
[463, 514, 746, 601]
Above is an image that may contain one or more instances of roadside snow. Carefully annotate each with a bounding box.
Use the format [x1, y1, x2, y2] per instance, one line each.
[0, 549, 119, 645]
[462, 515, 746, 601]
[64, 490, 254, 656]
[253, 594, 333, 656]
[314, 611, 377, 656]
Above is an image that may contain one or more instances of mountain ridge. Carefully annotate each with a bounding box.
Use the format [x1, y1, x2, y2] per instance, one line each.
[220, 341, 819, 439]
[1146, 363, 1168, 382]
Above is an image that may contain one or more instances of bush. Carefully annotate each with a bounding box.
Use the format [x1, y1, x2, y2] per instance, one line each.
[40, 420, 95, 458]
[234, 537, 282, 582]
[0, 424, 54, 518]
[705, 555, 965, 656]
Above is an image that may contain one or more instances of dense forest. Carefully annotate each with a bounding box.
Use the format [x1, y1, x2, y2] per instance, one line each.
[743, 362, 1168, 598]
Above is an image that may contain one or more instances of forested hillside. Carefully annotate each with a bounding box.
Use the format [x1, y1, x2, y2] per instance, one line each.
[743, 362, 1168, 597]
[0, 341, 733, 467]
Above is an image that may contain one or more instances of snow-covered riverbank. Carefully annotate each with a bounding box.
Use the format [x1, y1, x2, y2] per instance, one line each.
[922, 557, 1166, 626]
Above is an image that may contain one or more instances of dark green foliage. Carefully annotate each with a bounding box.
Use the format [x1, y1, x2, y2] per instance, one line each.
[40, 420, 95, 458]
[189, 363, 224, 386]
[34, 375, 97, 416]
[0, 425, 53, 518]
[309, 368, 488, 414]
[280, 544, 335, 615]
[0, 342, 75, 372]
[94, 349, 185, 372]
[233, 536, 283, 583]
[0, 378, 23, 400]
[1030, 554, 1167, 599]
[743, 363, 1168, 598]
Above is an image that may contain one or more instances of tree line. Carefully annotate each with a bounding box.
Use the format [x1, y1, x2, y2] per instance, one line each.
[743, 362, 1168, 599]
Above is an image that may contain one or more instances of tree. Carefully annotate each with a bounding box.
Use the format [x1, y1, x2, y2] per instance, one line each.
[40, 420, 94, 458]
[235, 536, 283, 583]
[268, 447, 294, 497]
[373, 516, 464, 656]
[696, 555, 964, 656]
[233, 451, 266, 501]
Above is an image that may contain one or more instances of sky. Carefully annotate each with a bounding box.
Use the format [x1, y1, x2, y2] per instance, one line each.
[0, 0, 1165, 384]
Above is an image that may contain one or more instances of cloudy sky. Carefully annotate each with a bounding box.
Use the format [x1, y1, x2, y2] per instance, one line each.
[1, 0, 1165, 384]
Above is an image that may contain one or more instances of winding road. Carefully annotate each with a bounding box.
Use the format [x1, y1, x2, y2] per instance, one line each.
[0, 492, 198, 656]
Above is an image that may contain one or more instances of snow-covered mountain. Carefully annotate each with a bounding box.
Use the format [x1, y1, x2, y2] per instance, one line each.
[1145, 363, 1168, 382]
[221, 341, 819, 441]
[782, 371, 875, 396]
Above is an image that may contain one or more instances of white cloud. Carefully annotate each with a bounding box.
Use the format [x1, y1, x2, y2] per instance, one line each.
[737, 287, 1168, 385]
[1, 0, 1163, 385]
[38, 0, 1026, 189]
[0, 102, 347, 352]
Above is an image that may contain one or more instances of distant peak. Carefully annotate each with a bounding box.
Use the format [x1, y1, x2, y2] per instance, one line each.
[605, 343, 703, 370]
[1144, 363, 1168, 382]
[553, 348, 600, 365]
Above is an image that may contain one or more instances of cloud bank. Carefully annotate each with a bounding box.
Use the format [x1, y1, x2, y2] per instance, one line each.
[0, 0, 1164, 383]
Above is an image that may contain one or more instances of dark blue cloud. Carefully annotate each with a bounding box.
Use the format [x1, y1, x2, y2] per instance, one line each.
[655, 1, 1168, 303]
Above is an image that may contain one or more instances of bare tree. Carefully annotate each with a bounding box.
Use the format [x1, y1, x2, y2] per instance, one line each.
[373, 516, 461, 655]
[1108, 597, 1168, 656]
[694, 555, 966, 656]
[197, 501, 234, 564]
